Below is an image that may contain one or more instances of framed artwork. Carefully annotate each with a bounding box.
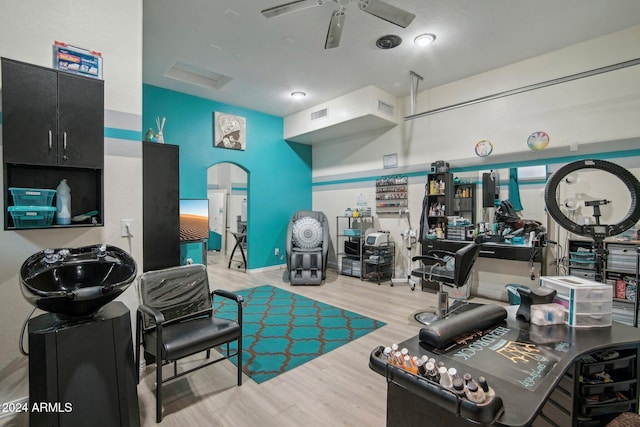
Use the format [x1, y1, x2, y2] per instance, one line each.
[214, 112, 246, 150]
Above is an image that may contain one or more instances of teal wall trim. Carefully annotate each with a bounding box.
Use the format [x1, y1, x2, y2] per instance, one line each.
[104, 127, 142, 141]
[313, 149, 640, 188]
[143, 84, 312, 270]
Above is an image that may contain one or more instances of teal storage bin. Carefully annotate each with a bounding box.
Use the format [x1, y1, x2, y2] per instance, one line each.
[8, 206, 57, 228]
[9, 187, 56, 206]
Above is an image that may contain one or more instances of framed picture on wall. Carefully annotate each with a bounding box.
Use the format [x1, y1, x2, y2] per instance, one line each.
[214, 112, 246, 150]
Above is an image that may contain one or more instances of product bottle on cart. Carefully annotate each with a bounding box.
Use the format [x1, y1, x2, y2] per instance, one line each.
[56, 179, 71, 225]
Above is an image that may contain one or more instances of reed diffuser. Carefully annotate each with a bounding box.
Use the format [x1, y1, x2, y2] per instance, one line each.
[155, 116, 166, 143]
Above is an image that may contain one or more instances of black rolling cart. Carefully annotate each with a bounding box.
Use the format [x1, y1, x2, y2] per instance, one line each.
[362, 241, 395, 285]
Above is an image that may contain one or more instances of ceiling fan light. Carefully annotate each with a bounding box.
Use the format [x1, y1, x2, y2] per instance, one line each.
[414, 33, 436, 46]
[291, 91, 307, 99]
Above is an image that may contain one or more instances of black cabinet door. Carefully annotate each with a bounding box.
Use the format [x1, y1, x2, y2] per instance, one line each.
[58, 73, 104, 168]
[1, 58, 104, 169]
[1, 58, 58, 166]
[143, 142, 180, 271]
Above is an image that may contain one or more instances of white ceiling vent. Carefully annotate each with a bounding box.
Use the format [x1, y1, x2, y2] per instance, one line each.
[310, 108, 328, 120]
[377, 100, 395, 116]
[164, 61, 232, 89]
[284, 86, 399, 145]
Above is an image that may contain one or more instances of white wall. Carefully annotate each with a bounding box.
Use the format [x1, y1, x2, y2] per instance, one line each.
[313, 25, 640, 292]
[0, 0, 143, 408]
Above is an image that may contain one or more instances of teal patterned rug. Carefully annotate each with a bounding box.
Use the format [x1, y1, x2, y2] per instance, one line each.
[213, 285, 385, 383]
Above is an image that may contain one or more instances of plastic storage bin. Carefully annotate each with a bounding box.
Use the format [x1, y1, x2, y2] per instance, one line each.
[8, 206, 57, 228]
[9, 187, 56, 206]
[540, 276, 612, 328]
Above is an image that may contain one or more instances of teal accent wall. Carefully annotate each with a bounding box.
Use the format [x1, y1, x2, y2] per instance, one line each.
[143, 84, 312, 269]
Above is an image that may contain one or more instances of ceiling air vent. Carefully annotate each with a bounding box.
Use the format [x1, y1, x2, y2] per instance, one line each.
[164, 61, 232, 89]
[310, 108, 328, 120]
[377, 100, 394, 116]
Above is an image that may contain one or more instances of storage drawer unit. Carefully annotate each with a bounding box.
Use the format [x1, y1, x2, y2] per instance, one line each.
[607, 244, 639, 273]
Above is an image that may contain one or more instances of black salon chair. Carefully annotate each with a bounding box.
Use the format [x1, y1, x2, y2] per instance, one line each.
[135, 264, 243, 422]
[412, 242, 481, 325]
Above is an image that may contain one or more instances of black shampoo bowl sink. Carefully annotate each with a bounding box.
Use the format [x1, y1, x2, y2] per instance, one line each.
[20, 244, 137, 318]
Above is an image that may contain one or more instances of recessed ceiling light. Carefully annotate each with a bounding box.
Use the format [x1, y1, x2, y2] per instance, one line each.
[291, 91, 306, 99]
[414, 33, 436, 46]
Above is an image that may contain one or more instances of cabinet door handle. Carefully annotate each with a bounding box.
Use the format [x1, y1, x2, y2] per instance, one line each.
[62, 132, 68, 160]
[48, 130, 53, 149]
[480, 250, 496, 255]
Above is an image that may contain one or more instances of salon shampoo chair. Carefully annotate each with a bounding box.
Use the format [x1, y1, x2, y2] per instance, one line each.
[412, 242, 481, 325]
[286, 210, 329, 285]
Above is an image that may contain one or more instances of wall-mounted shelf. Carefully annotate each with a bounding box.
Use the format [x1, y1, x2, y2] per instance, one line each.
[376, 175, 408, 215]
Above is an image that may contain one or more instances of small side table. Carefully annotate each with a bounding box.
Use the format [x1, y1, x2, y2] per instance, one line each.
[228, 231, 247, 271]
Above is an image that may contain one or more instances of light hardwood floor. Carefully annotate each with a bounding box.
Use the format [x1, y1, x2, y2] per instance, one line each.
[136, 253, 499, 426]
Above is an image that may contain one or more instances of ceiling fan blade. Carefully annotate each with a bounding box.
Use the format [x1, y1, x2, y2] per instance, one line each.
[325, 8, 346, 49]
[261, 0, 321, 19]
[358, 0, 415, 28]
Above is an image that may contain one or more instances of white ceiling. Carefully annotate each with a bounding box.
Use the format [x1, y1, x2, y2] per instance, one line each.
[143, 0, 640, 118]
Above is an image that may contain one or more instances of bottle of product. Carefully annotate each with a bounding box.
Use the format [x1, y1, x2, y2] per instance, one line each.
[383, 347, 393, 363]
[56, 179, 71, 225]
[465, 380, 485, 403]
[425, 362, 440, 383]
[438, 366, 452, 388]
[452, 377, 466, 398]
[477, 376, 495, 403]
[403, 355, 418, 374]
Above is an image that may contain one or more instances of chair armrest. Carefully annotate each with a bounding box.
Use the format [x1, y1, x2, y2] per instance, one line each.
[412, 255, 442, 264]
[138, 303, 165, 326]
[426, 249, 455, 259]
[212, 289, 244, 305]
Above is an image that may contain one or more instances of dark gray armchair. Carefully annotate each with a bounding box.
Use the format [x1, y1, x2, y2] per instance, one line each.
[136, 264, 243, 422]
[286, 209, 330, 285]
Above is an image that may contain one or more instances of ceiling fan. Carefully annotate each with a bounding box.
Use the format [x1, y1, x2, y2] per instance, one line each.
[261, 0, 416, 49]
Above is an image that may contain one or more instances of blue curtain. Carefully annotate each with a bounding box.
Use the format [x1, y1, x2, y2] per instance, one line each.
[509, 168, 523, 211]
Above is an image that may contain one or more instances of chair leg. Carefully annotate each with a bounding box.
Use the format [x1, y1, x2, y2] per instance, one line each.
[156, 360, 162, 423]
[135, 315, 142, 384]
[237, 337, 243, 386]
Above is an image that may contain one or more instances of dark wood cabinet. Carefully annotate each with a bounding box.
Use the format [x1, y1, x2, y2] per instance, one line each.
[2, 57, 105, 230]
[2, 58, 104, 168]
[143, 142, 180, 272]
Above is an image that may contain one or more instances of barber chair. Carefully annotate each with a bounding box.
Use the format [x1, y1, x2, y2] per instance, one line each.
[412, 242, 481, 325]
[136, 264, 243, 422]
[286, 209, 329, 285]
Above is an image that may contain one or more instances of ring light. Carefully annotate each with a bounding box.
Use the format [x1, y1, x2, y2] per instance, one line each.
[545, 159, 640, 240]
[544, 159, 640, 283]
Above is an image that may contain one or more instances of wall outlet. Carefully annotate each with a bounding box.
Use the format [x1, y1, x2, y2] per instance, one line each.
[274, 248, 280, 256]
[120, 219, 134, 237]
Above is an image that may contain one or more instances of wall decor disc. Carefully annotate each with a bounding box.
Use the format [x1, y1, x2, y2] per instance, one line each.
[475, 140, 493, 157]
[527, 131, 550, 150]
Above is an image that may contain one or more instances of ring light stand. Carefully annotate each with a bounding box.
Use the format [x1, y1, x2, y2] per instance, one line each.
[544, 159, 640, 326]
[392, 209, 417, 291]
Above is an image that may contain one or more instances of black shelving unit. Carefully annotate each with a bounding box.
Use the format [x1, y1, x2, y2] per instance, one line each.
[336, 215, 374, 279]
[425, 172, 453, 238]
